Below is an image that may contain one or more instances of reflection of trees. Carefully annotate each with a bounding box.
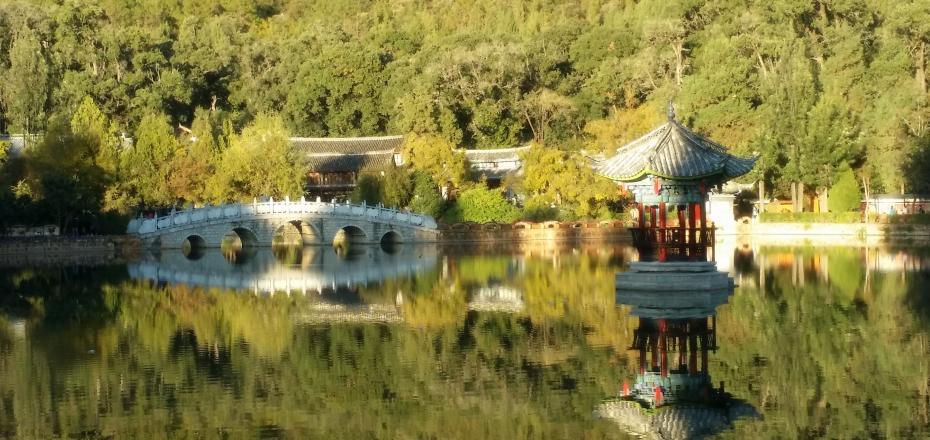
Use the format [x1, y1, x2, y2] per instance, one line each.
[717, 256, 930, 437]
[2, 246, 929, 437]
[0, 263, 629, 438]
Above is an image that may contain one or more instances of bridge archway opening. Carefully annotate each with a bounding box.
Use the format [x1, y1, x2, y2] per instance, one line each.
[222, 228, 259, 264]
[273, 220, 320, 246]
[181, 235, 206, 260]
[333, 225, 368, 254]
[379, 231, 402, 254]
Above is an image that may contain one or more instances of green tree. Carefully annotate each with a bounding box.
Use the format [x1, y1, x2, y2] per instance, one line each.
[71, 96, 120, 175]
[349, 174, 383, 204]
[402, 134, 468, 188]
[828, 167, 860, 213]
[121, 112, 179, 207]
[209, 114, 302, 202]
[2, 27, 50, 145]
[521, 145, 620, 219]
[447, 184, 519, 223]
[408, 171, 443, 218]
[381, 167, 413, 209]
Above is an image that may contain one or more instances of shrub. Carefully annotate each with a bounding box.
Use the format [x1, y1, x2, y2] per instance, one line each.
[408, 171, 443, 218]
[828, 168, 860, 212]
[349, 174, 382, 204]
[381, 167, 413, 209]
[521, 197, 559, 221]
[446, 185, 520, 223]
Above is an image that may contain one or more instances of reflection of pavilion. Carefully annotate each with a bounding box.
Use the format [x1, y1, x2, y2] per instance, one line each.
[598, 264, 759, 439]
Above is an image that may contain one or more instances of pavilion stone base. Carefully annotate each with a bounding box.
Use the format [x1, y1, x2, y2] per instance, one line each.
[616, 262, 735, 306]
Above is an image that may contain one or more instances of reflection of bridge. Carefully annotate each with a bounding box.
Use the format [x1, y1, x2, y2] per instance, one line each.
[127, 246, 439, 294]
[126, 199, 440, 249]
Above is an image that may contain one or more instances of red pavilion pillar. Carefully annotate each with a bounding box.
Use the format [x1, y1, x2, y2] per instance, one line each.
[677, 205, 686, 255]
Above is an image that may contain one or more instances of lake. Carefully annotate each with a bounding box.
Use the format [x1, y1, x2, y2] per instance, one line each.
[0, 241, 928, 439]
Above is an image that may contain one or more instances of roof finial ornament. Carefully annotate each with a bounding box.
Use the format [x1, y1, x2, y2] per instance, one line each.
[667, 100, 675, 121]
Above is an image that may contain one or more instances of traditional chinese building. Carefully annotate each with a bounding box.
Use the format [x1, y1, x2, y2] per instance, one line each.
[460, 146, 531, 188]
[593, 105, 756, 261]
[291, 135, 404, 198]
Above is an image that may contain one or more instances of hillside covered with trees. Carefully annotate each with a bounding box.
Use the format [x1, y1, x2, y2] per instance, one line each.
[1, 0, 929, 230]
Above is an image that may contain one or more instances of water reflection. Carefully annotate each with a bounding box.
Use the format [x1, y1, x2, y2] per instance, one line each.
[0, 244, 929, 438]
[599, 266, 760, 439]
[129, 245, 440, 294]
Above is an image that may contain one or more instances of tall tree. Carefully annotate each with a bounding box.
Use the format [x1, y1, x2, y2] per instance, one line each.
[121, 112, 179, 207]
[2, 27, 50, 146]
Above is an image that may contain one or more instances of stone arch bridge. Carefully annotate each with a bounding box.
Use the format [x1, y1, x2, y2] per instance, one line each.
[127, 198, 440, 249]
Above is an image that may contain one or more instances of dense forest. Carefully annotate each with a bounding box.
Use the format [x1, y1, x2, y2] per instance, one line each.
[1, 0, 930, 230]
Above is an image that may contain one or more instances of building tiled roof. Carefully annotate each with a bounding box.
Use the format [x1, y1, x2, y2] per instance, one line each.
[460, 145, 531, 163]
[292, 136, 402, 173]
[592, 118, 757, 183]
[461, 146, 531, 179]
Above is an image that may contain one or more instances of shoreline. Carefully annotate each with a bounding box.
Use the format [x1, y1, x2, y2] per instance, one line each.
[1, 221, 927, 267]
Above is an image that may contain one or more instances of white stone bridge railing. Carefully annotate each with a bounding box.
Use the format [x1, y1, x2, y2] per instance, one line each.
[127, 197, 439, 236]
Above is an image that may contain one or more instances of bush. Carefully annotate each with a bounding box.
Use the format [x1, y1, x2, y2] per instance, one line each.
[888, 213, 930, 225]
[759, 212, 862, 223]
[446, 185, 520, 223]
[381, 167, 413, 209]
[408, 171, 443, 218]
[349, 174, 382, 204]
[828, 168, 860, 212]
[521, 197, 559, 221]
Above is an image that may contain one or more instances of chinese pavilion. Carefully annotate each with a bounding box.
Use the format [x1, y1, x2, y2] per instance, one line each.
[593, 104, 757, 261]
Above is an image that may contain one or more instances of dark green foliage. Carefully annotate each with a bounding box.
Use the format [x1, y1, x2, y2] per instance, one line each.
[0, 0, 929, 227]
[381, 167, 413, 209]
[408, 172, 443, 218]
[446, 185, 520, 224]
[349, 174, 383, 205]
[828, 168, 861, 213]
[521, 198, 559, 222]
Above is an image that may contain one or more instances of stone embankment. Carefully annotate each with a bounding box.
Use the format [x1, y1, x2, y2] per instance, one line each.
[439, 220, 631, 243]
[0, 236, 142, 266]
[730, 222, 930, 246]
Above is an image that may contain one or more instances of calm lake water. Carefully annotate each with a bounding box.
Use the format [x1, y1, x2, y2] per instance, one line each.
[0, 241, 928, 439]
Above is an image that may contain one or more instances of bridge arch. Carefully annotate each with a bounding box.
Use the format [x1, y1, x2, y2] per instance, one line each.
[273, 220, 321, 246]
[379, 230, 403, 254]
[223, 227, 259, 250]
[182, 235, 206, 260]
[333, 225, 368, 250]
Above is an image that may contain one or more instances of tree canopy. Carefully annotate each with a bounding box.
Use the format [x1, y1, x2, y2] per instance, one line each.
[2, 0, 930, 229]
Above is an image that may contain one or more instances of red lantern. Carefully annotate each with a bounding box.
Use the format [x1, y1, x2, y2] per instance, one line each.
[653, 177, 662, 195]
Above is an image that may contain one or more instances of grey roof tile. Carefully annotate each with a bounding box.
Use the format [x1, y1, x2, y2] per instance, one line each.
[293, 136, 402, 173]
[593, 119, 757, 182]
